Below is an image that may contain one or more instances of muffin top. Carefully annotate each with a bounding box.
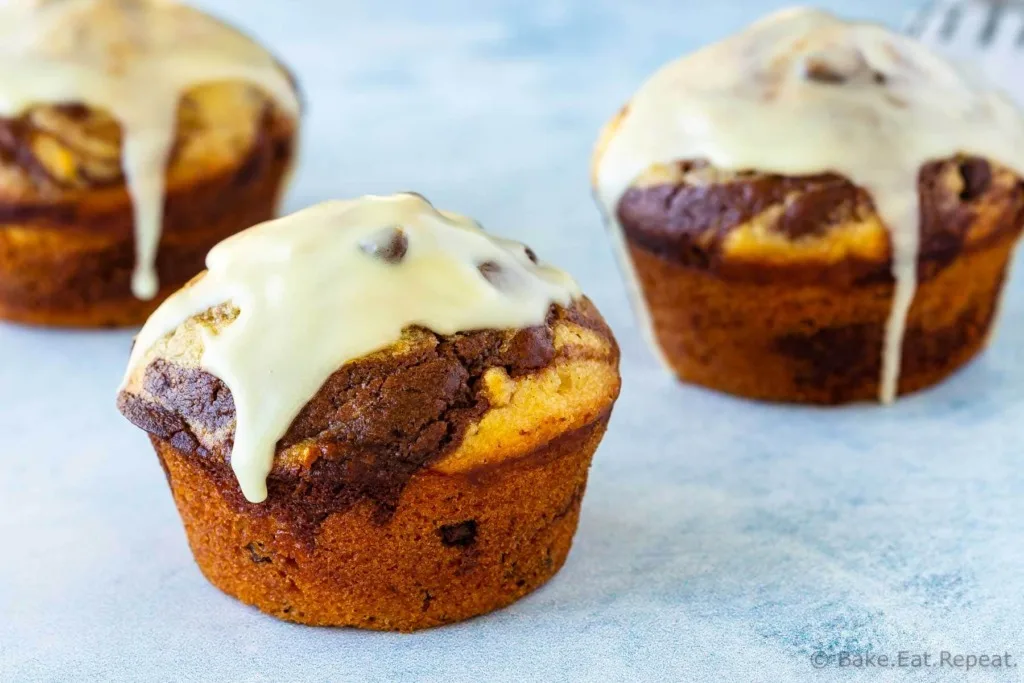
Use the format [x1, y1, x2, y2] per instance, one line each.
[0, 0, 300, 299]
[592, 7, 1024, 403]
[593, 8, 1024, 218]
[592, 8, 1024, 266]
[119, 193, 596, 506]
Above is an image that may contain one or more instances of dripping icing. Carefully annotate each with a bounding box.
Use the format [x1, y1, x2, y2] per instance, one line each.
[122, 193, 581, 503]
[0, 0, 300, 299]
[592, 7, 1024, 402]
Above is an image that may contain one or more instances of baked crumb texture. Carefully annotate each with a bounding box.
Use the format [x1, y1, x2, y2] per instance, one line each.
[0, 82, 296, 327]
[610, 154, 1024, 403]
[118, 298, 621, 630]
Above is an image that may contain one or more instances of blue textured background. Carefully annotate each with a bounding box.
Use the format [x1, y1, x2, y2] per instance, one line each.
[2, 1, 1023, 681]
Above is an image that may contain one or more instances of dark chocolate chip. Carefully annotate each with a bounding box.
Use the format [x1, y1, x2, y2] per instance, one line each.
[477, 261, 504, 285]
[958, 158, 992, 202]
[873, 71, 887, 85]
[439, 520, 477, 548]
[802, 47, 869, 85]
[360, 227, 408, 264]
[524, 246, 538, 264]
[804, 58, 848, 84]
[245, 541, 272, 564]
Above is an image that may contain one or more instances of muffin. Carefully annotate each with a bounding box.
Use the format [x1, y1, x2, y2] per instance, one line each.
[592, 8, 1024, 403]
[117, 193, 621, 631]
[0, 0, 300, 327]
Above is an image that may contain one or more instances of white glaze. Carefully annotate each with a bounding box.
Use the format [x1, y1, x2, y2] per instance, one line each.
[123, 193, 580, 502]
[0, 0, 300, 299]
[593, 7, 1024, 402]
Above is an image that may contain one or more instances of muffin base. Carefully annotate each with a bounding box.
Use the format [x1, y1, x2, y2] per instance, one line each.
[0, 127, 293, 328]
[627, 236, 1019, 403]
[0, 286, 172, 328]
[152, 410, 609, 631]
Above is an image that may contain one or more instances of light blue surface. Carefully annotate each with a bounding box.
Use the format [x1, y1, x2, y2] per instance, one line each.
[2, 1, 1022, 681]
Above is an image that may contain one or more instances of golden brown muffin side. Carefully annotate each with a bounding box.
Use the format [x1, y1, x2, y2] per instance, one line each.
[119, 298, 620, 629]
[153, 409, 608, 631]
[627, 232, 1014, 403]
[0, 82, 298, 327]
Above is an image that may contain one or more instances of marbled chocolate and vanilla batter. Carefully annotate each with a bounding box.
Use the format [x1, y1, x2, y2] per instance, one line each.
[122, 193, 581, 503]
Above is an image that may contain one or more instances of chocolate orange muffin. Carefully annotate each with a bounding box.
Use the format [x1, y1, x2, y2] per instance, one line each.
[592, 8, 1024, 404]
[117, 193, 621, 631]
[0, 0, 300, 327]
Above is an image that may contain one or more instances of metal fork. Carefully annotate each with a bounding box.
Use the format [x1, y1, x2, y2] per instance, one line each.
[907, 0, 1024, 102]
[908, 0, 1023, 46]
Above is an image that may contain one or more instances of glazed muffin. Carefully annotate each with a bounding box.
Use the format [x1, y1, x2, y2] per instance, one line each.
[0, 0, 300, 327]
[592, 8, 1024, 404]
[117, 193, 621, 631]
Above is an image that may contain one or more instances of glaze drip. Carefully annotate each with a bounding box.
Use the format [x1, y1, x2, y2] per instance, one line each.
[0, 0, 300, 299]
[593, 7, 1024, 402]
[122, 193, 580, 502]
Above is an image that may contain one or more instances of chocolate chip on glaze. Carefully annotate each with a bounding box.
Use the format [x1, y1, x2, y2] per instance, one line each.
[359, 226, 408, 264]
[477, 260, 505, 286]
[802, 44, 888, 86]
[803, 57, 852, 84]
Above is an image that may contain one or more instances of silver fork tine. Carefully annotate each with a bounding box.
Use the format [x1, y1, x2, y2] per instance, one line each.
[977, 1, 1006, 44]
[971, 3, 1024, 104]
[948, 3, 991, 52]
[910, 0, 962, 43]
[990, 4, 1024, 53]
[911, 1, 1019, 56]
[905, 1, 937, 37]
[909, 0, 1024, 106]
